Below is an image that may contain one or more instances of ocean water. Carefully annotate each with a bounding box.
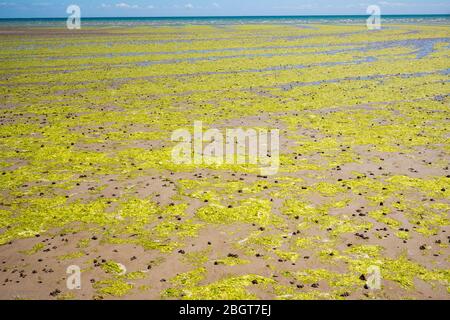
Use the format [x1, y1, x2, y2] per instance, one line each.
[0, 15, 449, 27]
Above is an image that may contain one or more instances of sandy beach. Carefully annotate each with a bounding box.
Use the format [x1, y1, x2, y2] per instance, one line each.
[0, 21, 449, 300]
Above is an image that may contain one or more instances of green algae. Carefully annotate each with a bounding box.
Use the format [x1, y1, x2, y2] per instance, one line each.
[275, 284, 341, 300]
[0, 197, 115, 245]
[164, 273, 274, 300]
[101, 261, 125, 275]
[246, 232, 285, 249]
[155, 220, 201, 239]
[77, 238, 90, 249]
[295, 236, 321, 249]
[57, 251, 85, 261]
[345, 254, 448, 290]
[93, 279, 134, 297]
[283, 199, 372, 237]
[215, 256, 250, 266]
[196, 198, 282, 227]
[124, 271, 147, 280]
[275, 250, 299, 263]
[182, 249, 211, 267]
[369, 209, 402, 229]
[20, 243, 45, 255]
[344, 244, 383, 259]
[56, 293, 76, 300]
[171, 268, 206, 287]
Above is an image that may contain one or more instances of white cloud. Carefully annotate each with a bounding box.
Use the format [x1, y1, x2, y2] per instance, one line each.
[101, 2, 147, 9]
[273, 4, 318, 10]
[0, 2, 16, 7]
[378, 1, 407, 7]
[184, 3, 194, 10]
[212, 2, 220, 8]
[32, 2, 51, 7]
[115, 2, 139, 9]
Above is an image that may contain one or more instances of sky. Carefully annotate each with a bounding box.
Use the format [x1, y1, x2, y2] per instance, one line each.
[0, 0, 449, 18]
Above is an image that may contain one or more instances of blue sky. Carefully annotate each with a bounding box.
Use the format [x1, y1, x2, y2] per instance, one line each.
[0, 1, 449, 18]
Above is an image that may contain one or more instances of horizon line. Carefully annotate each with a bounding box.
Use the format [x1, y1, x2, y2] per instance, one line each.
[1, 13, 449, 20]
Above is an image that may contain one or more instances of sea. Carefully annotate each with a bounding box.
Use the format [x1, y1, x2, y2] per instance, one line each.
[0, 15, 449, 27]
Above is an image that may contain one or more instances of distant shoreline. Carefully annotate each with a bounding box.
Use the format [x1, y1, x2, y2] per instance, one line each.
[1, 14, 449, 20]
[1, 14, 449, 27]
